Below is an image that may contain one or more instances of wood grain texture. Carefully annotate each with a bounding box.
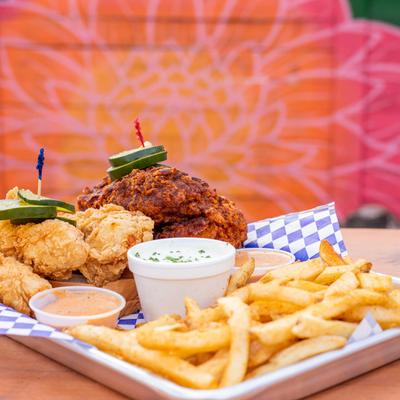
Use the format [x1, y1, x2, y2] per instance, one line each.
[0, 228, 399, 400]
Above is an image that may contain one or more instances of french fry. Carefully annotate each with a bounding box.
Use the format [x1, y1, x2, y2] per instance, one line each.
[184, 297, 201, 315]
[260, 258, 325, 283]
[250, 313, 299, 346]
[357, 273, 393, 292]
[324, 271, 359, 298]
[185, 304, 225, 329]
[343, 255, 353, 264]
[136, 325, 230, 354]
[250, 283, 316, 308]
[247, 336, 346, 379]
[286, 280, 328, 293]
[248, 339, 296, 368]
[226, 258, 255, 295]
[314, 260, 372, 285]
[229, 285, 251, 303]
[292, 314, 357, 338]
[66, 325, 217, 389]
[348, 288, 389, 306]
[307, 289, 388, 320]
[133, 314, 182, 334]
[340, 306, 400, 329]
[319, 240, 346, 266]
[389, 289, 400, 307]
[250, 300, 302, 322]
[307, 296, 355, 320]
[198, 349, 228, 382]
[218, 297, 251, 387]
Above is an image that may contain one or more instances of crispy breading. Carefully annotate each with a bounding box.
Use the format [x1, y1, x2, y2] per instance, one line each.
[15, 219, 89, 281]
[77, 166, 247, 248]
[5, 186, 19, 200]
[0, 221, 17, 256]
[0, 254, 51, 315]
[76, 204, 154, 286]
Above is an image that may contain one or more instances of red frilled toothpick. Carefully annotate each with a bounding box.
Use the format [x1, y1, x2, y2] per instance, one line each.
[134, 118, 145, 147]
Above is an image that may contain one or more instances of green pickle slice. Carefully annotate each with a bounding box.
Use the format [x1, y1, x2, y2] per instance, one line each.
[0, 200, 57, 221]
[18, 189, 75, 213]
[109, 145, 165, 167]
[107, 151, 168, 181]
[56, 216, 77, 226]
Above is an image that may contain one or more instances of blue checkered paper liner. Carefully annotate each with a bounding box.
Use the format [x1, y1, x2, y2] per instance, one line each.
[244, 202, 347, 261]
[347, 312, 383, 344]
[118, 311, 145, 330]
[0, 304, 93, 349]
[0, 303, 145, 335]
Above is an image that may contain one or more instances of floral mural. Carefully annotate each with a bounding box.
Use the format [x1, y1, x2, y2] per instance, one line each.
[0, 0, 399, 221]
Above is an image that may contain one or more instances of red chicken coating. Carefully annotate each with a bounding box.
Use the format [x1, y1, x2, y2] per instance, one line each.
[77, 166, 247, 248]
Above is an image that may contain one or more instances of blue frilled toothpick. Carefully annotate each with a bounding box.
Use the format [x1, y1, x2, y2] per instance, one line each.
[36, 148, 45, 197]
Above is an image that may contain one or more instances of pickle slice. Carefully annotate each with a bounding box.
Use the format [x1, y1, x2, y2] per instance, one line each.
[9, 216, 75, 226]
[107, 151, 168, 181]
[0, 200, 57, 221]
[11, 218, 47, 225]
[56, 216, 77, 226]
[109, 145, 165, 167]
[18, 189, 75, 213]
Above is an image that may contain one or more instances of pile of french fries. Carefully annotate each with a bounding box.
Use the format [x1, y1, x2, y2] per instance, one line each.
[67, 240, 400, 389]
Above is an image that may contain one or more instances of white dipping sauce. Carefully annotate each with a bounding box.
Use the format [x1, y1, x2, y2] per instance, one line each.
[134, 247, 215, 263]
[128, 238, 235, 321]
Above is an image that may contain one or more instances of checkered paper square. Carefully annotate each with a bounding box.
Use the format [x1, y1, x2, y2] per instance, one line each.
[0, 304, 93, 349]
[244, 202, 347, 261]
[347, 312, 383, 344]
[118, 311, 145, 330]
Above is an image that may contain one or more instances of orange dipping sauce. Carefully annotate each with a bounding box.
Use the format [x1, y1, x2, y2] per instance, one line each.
[42, 291, 120, 317]
[236, 249, 293, 268]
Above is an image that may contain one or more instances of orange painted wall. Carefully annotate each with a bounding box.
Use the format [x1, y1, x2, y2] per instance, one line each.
[1, 0, 399, 222]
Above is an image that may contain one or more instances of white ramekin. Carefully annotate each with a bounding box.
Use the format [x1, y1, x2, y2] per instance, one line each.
[127, 238, 235, 321]
[29, 286, 126, 329]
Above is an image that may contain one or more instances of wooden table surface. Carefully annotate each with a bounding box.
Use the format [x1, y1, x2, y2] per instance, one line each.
[1, 228, 399, 400]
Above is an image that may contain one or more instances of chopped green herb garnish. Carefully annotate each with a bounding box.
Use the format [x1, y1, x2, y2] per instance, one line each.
[164, 256, 181, 263]
[199, 249, 205, 254]
[135, 251, 140, 257]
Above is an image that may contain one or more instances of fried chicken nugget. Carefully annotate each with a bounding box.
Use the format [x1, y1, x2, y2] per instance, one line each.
[0, 221, 17, 256]
[0, 187, 20, 256]
[0, 253, 51, 315]
[15, 219, 89, 281]
[76, 204, 154, 286]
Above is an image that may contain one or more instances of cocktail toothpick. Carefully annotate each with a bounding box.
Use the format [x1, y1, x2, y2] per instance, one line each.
[134, 117, 145, 147]
[36, 148, 45, 197]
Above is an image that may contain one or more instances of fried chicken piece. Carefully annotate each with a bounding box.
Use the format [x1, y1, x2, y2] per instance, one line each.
[0, 253, 51, 315]
[15, 219, 89, 281]
[156, 196, 246, 248]
[5, 186, 19, 200]
[0, 187, 20, 256]
[76, 204, 154, 286]
[0, 221, 17, 256]
[77, 166, 247, 248]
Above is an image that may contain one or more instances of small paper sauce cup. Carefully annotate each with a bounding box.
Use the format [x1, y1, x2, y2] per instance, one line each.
[29, 286, 126, 329]
[128, 238, 235, 321]
[235, 248, 295, 282]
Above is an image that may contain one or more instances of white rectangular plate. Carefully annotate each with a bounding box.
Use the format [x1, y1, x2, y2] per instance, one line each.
[10, 276, 400, 400]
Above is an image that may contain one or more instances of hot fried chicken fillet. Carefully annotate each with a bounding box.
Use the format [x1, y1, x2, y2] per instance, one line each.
[76, 204, 154, 286]
[15, 219, 89, 281]
[0, 253, 51, 315]
[77, 166, 247, 248]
